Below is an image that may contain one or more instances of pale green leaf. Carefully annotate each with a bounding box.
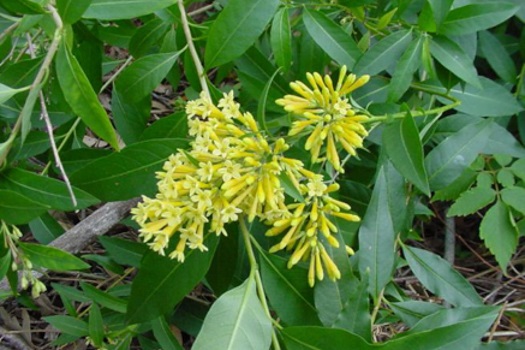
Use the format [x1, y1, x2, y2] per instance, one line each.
[83, 0, 176, 20]
[388, 36, 423, 101]
[270, 8, 292, 71]
[19, 243, 90, 271]
[502, 187, 525, 215]
[447, 186, 496, 217]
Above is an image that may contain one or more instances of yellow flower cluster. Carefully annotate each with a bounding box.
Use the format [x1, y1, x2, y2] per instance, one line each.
[132, 88, 362, 286]
[277, 66, 370, 173]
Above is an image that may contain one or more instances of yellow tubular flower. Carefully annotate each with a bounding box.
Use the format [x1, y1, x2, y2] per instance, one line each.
[276, 66, 370, 172]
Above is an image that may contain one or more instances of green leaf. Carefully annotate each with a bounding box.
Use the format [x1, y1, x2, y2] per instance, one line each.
[259, 251, 321, 326]
[28, 213, 65, 244]
[270, 8, 292, 71]
[439, 2, 519, 36]
[501, 187, 525, 215]
[448, 186, 496, 217]
[278, 172, 304, 203]
[126, 233, 218, 323]
[478, 31, 517, 84]
[331, 276, 371, 339]
[390, 301, 445, 327]
[383, 113, 430, 195]
[0, 83, 29, 104]
[257, 67, 282, 134]
[139, 112, 188, 141]
[192, 275, 272, 350]
[0, 168, 99, 211]
[444, 78, 523, 117]
[425, 119, 493, 190]
[112, 87, 151, 145]
[388, 36, 423, 101]
[98, 236, 148, 268]
[115, 51, 182, 101]
[18, 242, 90, 271]
[206, 225, 238, 296]
[70, 138, 189, 201]
[358, 166, 396, 299]
[43, 316, 89, 337]
[354, 29, 412, 76]
[510, 158, 525, 181]
[152, 316, 184, 350]
[402, 244, 483, 306]
[484, 123, 525, 158]
[83, 0, 176, 20]
[282, 327, 373, 350]
[56, 39, 120, 150]
[480, 200, 519, 270]
[205, 0, 279, 68]
[0, 252, 11, 282]
[430, 36, 480, 87]
[88, 303, 104, 348]
[56, 0, 92, 24]
[0, 190, 48, 225]
[129, 18, 170, 58]
[0, 0, 45, 14]
[302, 9, 361, 69]
[427, 0, 454, 27]
[81, 283, 127, 313]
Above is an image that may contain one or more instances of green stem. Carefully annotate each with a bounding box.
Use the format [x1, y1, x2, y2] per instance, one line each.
[239, 217, 282, 350]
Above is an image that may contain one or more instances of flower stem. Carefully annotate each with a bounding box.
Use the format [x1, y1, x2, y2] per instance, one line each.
[239, 217, 282, 350]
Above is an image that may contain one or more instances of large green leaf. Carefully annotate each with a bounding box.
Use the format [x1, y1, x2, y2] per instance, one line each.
[111, 87, 151, 145]
[152, 316, 184, 350]
[83, 0, 176, 20]
[480, 200, 519, 270]
[56, 0, 92, 24]
[259, 251, 320, 326]
[390, 301, 445, 327]
[192, 275, 272, 350]
[383, 113, 430, 195]
[354, 29, 412, 76]
[270, 7, 292, 71]
[115, 51, 182, 101]
[98, 236, 148, 268]
[126, 233, 218, 323]
[388, 36, 423, 101]
[447, 186, 496, 217]
[70, 138, 189, 201]
[478, 31, 517, 84]
[425, 119, 493, 190]
[0, 189, 48, 225]
[88, 303, 104, 348]
[282, 327, 372, 350]
[139, 112, 188, 140]
[331, 276, 371, 339]
[0, 0, 45, 14]
[439, 2, 519, 36]
[501, 187, 525, 215]
[56, 39, 119, 150]
[302, 9, 361, 69]
[80, 283, 127, 313]
[402, 245, 483, 307]
[358, 166, 395, 299]
[29, 213, 65, 244]
[0, 168, 99, 211]
[430, 36, 480, 87]
[205, 0, 279, 68]
[19, 242, 90, 272]
[129, 18, 170, 58]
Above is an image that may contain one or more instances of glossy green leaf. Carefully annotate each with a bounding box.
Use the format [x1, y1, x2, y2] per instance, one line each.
[383, 113, 429, 195]
[56, 0, 92, 24]
[112, 87, 151, 145]
[56, 39, 119, 150]
[0, 189, 48, 225]
[98, 236, 148, 268]
[402, 244, 483, 306]
[205, 0, 279, 68]
[192, 275, 272, 350]
[0, 0, 45, 14]
[115, 51, 182, 101]
[152, 316, 184, 350]
[425, 119, 493, 190]
[0, 168, 99, 211]
[501, 187, 525, 215]
[126, 233, 218, 323]
[81, 283, 127, 313]
[282, 326, 372, 350]
[388, 36, 423, 101]
[19, 242, 90, 272]
[439, 2, 519, 36]
[88, 303, 104, 348]
[448, 186, 496, 217]
[430, 36, 480, 87]
[480, 200, 518, 270]
[139, 112, 188, 140]
[28, 213, 65, 244]
[83, 0, 176, 20]
[70, 138, 189, 201]
[479, 31, 517, 83]
[358, 166, 395, 299]
[390, 301, 444, 327]
[129, 18, 170, 58]
[260, 251, 320, 326]
[43, 316, 89, 337]
[354, 29, 412, 76]
[271, 8, 292, 71]
[302, 9, 361, 69]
